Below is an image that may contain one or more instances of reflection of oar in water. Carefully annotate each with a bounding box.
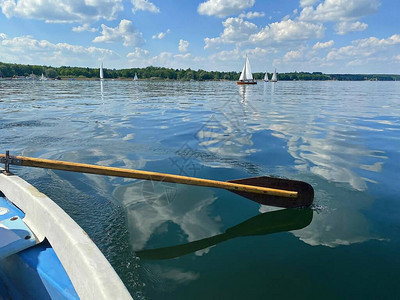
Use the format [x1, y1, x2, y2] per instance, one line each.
[1, 151, 313, 208]
[136, 208, 313, 260]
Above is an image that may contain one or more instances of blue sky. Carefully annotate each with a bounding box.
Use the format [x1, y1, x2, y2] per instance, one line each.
[0, 0, 399, 73]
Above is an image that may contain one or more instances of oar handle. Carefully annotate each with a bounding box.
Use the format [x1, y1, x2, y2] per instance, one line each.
[1, 154, 298, 199]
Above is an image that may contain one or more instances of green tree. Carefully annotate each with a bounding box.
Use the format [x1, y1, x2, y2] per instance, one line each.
[46, 68, 57, 78]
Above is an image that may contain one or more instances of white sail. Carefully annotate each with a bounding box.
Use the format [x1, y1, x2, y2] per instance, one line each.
[238, 56, 254, 82]
[271, 69, 278, 82]
[39, 73, 48, 81]
[239, 61, 247, 81]
[245, 56, 253, 80]
[100, 63, 104, 80]
[264, 72, 269, 82]
[133, 72, 138, 81]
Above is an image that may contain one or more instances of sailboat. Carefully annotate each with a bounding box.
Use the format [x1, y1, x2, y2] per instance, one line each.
[237, 56, 257, 85]
[264, 72, 269, 82]
[40, 73, 48, 81]
[270, 69, 278, 82]
[100, 63, 104, 80]
[133, 72, 138, 81]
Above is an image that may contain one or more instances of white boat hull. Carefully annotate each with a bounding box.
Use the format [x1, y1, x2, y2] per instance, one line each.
[0, 169, 132, 299]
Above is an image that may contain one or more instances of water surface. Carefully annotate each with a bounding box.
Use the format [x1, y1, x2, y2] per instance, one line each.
[1, 80, 399, 299]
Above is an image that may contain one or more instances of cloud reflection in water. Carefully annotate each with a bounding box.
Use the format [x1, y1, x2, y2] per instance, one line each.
[114, 182, 221, 253]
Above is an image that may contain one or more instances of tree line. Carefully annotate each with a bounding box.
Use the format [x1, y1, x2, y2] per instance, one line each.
[1, 61, 399, 81]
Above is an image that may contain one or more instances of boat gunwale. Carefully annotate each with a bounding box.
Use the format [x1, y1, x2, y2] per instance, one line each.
[0, 169, 132, 299]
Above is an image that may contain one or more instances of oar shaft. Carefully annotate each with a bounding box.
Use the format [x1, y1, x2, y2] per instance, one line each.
[1, 154, 298, 198]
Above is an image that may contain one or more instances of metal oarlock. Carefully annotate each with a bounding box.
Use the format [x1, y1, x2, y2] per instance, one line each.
[1, 151, 22, 175]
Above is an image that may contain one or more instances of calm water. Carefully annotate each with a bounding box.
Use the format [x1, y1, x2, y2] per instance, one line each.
[1, 80, 399, 299]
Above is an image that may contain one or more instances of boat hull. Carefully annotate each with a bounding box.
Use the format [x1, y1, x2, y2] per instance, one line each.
[0, 169, 132, 299]
[237, 80, 257, 85]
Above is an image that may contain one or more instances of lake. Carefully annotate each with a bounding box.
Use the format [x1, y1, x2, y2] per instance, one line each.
[1, 80, 399, 299]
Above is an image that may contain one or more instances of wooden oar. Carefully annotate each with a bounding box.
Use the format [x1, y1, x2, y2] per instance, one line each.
[1, 152, 314, 208]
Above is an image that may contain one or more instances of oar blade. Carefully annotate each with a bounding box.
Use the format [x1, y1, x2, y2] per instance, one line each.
[227, 176, 314, 208]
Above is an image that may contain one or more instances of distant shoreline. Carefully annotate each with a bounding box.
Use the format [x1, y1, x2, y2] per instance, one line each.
[1, 77, 399, 82]
[1, 61, 399, 81]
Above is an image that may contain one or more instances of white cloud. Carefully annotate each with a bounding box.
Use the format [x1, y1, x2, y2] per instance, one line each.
[178, 39, 189, 53]
[198, 0, 255, 18]
[204, 17, 258, 49]
[174, 53, 192, 60]
[72, 24, 98, 33]
[299, 0, 380, 22]
[238, 11, 265, 19]
[204, 18, 325, 52]
[206, 47, 273, 73]
[0, 0, 123, 23]
[327, 34, 400, 61]
[209, 48, 240, 62]
[238, 47, 272, 63]
[152, 29, 170, 40]
[0, 33, 7, 39]
[271, 34, 400, 73]
[0, 34, 117, 66]
[127, 47, 149, 60]
[126, 50, 198, 69]
[249, 19, 325, 45]
[283, 50, 303, 61]
[313, 40, 334, 50]
[306, 34, 400, 72]
[335, 21, 368, 35]
[246, 47, 273, 57]
[299, 0, 319, 7]
[148, 51, 173, 66]
[131, 0, 160, 14]
[93, 19, 145, 47]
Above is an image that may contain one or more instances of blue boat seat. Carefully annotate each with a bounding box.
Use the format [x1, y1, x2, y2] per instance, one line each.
[0, 195, 78, 299]
[0, 196, 37, 260]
